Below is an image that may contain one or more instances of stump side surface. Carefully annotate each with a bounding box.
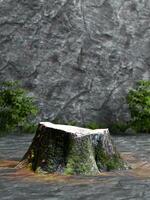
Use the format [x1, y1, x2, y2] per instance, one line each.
[16, 122, 126, 175]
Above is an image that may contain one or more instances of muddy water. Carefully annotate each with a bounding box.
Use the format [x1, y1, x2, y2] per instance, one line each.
[1, 134, 150, 200]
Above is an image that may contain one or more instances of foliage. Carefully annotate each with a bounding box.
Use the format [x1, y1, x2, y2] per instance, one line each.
[85, 122, 106, 130]
[126, 80, 150, 133]
[0, 81, 38, 133]
[85, 121, 129, 135]
[108, 122, 129, 135]
[67, 121, 77, 126]
[19, 123, 37, 134]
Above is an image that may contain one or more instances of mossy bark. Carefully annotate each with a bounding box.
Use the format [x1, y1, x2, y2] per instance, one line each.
[16, 122, 125, 175]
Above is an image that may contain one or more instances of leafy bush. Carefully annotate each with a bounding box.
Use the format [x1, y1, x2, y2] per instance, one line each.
[86, 121, 129, 135]
[0, 81, 38, 133]
[108, 122, 129, 135]
[85, 122, 106, 130]
[126, 80, 150, 133]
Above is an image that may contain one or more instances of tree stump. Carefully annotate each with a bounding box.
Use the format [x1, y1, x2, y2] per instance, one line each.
[16, 122, 125, 175]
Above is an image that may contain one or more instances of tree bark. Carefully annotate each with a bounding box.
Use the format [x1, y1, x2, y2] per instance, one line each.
[16, 122, 125, 175]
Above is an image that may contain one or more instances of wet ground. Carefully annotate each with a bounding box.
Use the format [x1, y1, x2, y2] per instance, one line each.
[1, 134, 150, 200]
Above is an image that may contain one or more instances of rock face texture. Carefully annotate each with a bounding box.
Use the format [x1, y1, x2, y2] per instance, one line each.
[16, 122, 125, 175]
[0, 0, 150, 123]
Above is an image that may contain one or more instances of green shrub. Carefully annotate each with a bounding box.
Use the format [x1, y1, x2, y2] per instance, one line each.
[126, 80, 150, 133]
[85, 122, 106, 130]
[67, 121, 77, 126]
[0, 81, 38, 134]
[19, 123, 37, 134]
[108, 122, 129, 134]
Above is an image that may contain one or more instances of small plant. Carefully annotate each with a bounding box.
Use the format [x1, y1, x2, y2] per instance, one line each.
[108, 122, 129, 134]
[126, 80, 150, 133]
[85, 122, 106, 130]
[0, 81, 38, 134]
[67, 121, 77, 126]
[20, 123, 37, 134]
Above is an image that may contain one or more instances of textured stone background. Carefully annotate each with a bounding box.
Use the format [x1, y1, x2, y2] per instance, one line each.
[0, 0, 149, 124]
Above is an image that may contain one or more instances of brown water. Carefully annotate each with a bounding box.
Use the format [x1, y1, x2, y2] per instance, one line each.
[1, 134, 150, 200]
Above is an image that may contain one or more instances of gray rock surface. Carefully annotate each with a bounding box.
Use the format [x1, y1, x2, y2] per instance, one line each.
[0, 0, 150, 124]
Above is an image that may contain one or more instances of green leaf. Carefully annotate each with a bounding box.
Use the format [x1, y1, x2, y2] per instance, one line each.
[126, 80, 150, 133]
[0, 81, 38, 133]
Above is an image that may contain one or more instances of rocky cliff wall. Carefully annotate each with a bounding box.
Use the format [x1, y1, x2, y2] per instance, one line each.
[0, 0, 150, 124]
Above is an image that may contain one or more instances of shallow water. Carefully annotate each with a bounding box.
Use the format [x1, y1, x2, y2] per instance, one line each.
[1, 134, 150, 200]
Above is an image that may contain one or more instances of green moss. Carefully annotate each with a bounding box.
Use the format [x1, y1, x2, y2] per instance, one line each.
[64, 156, 92, 175]
[65, 144, 124, 174]
[64, 136, 98, 175]
[95, 147, 124, 171]
[106, 155, 124, 171]
[27, 163, 33, 170]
